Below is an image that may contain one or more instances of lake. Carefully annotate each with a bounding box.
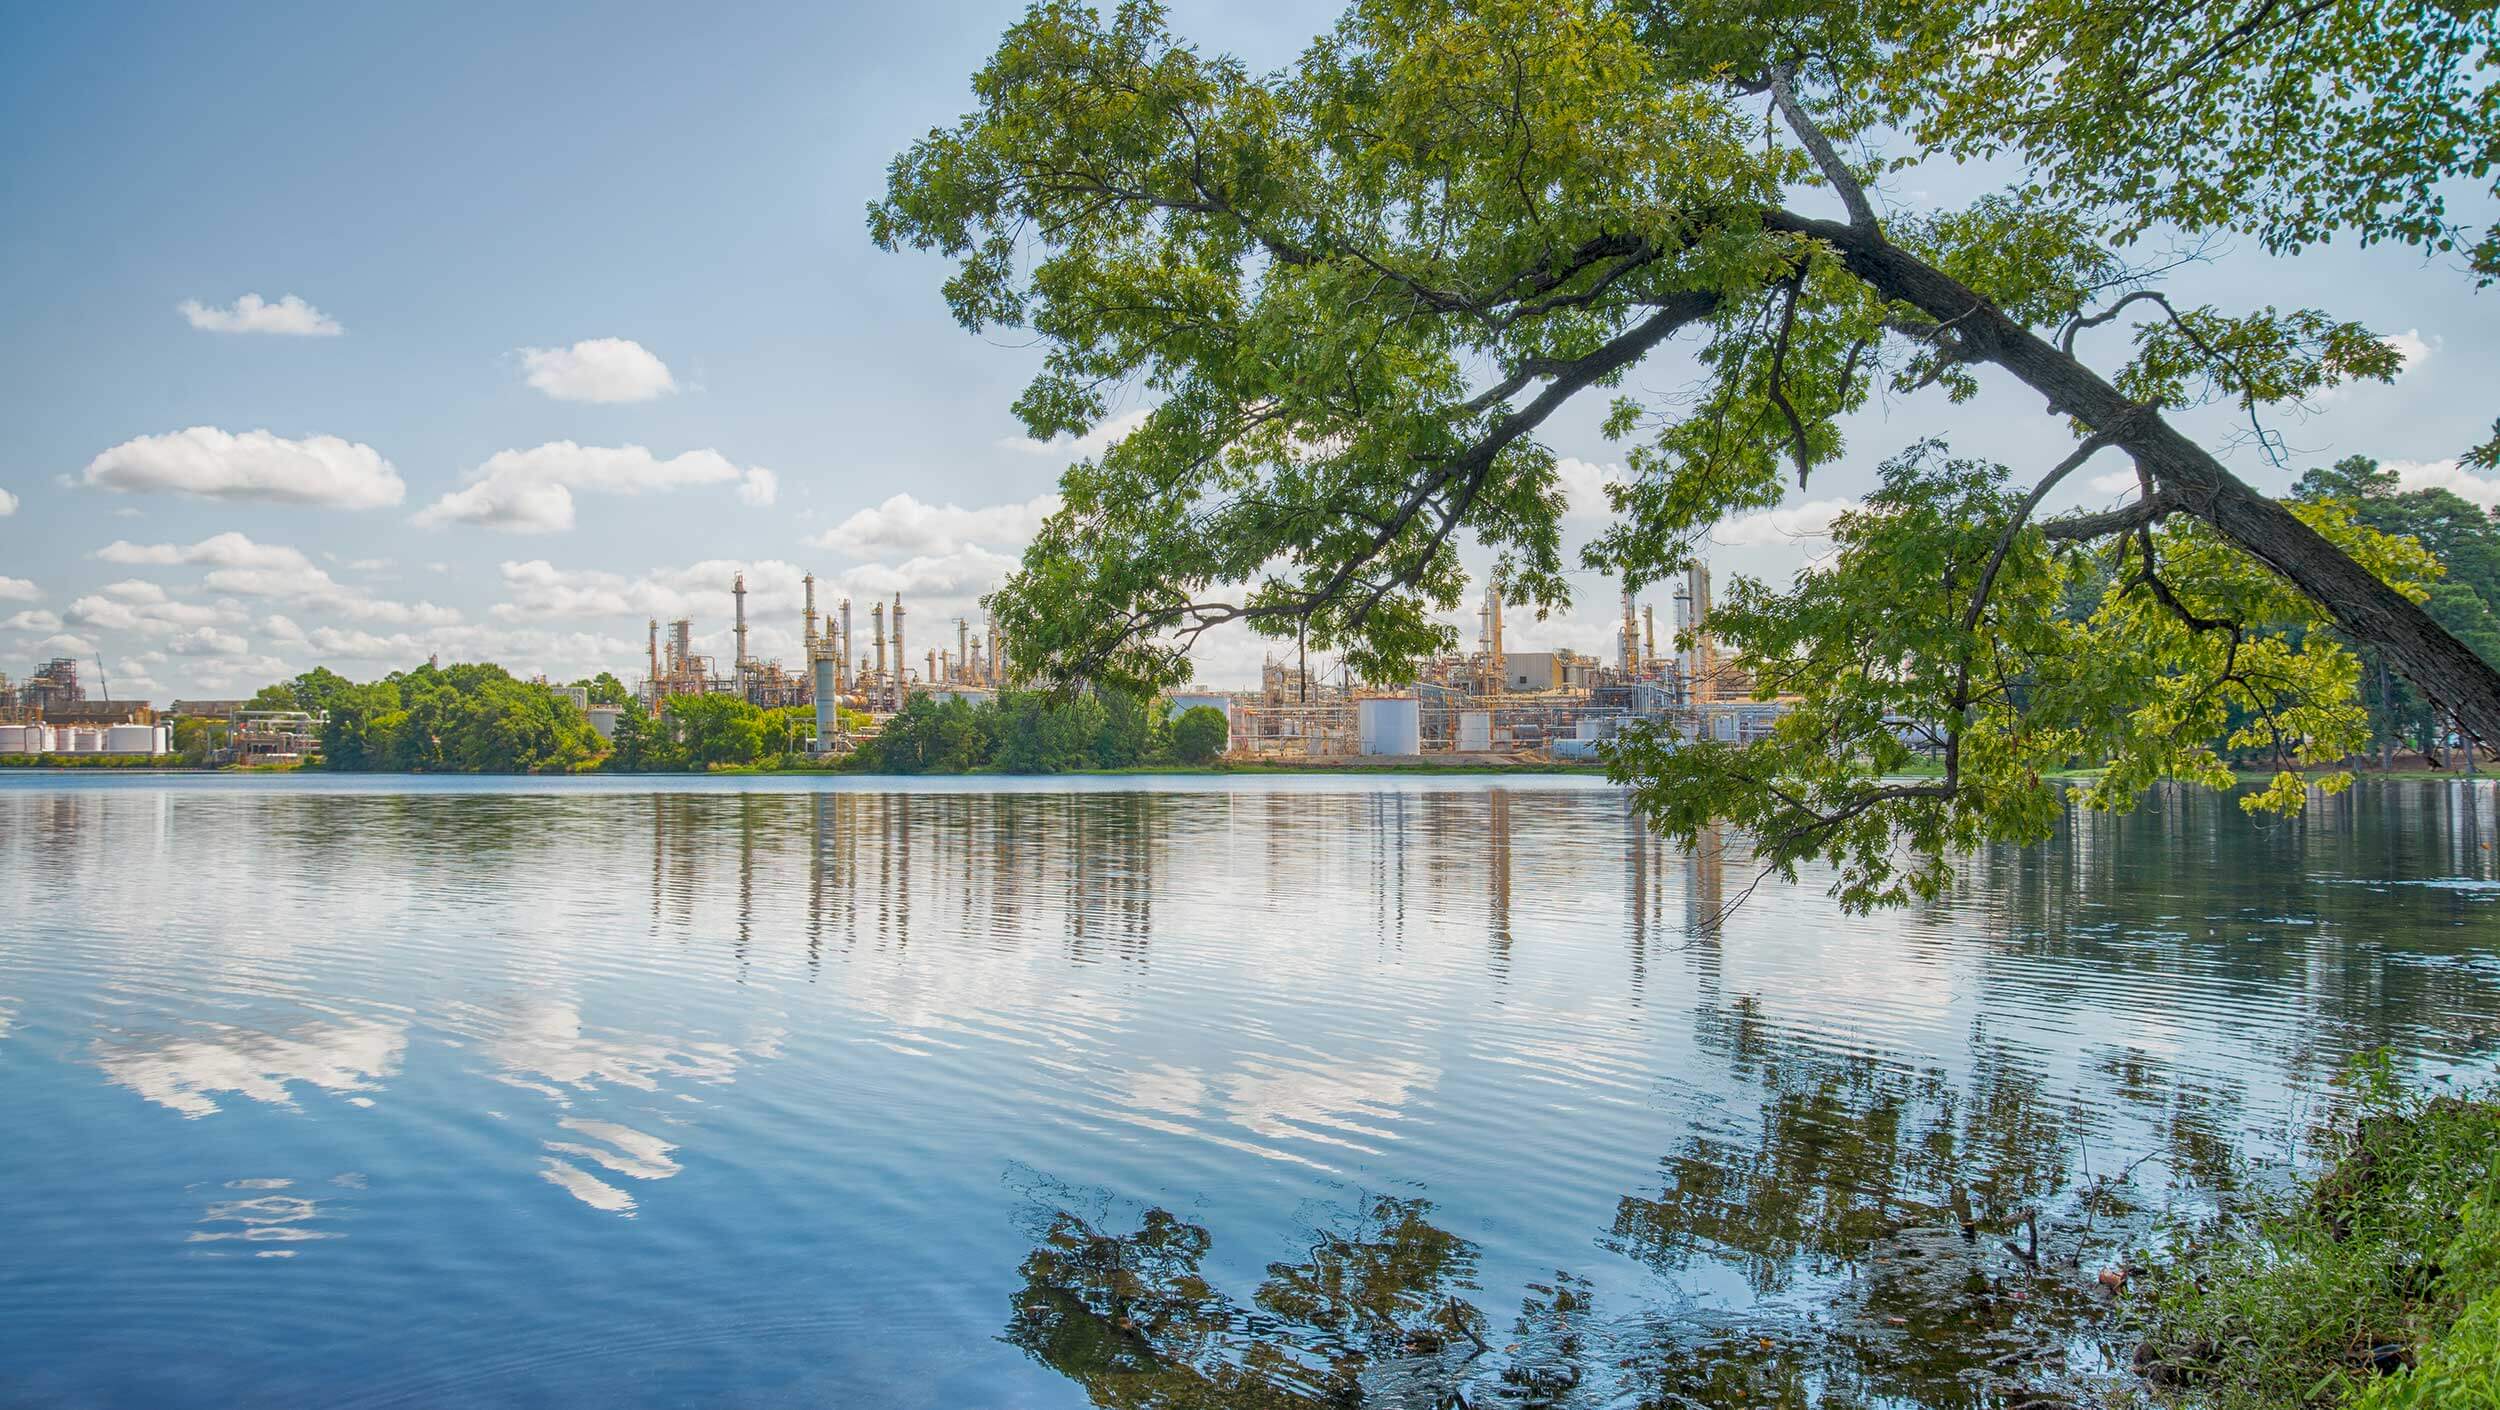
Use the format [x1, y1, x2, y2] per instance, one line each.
[2, 773, 2495, 1408]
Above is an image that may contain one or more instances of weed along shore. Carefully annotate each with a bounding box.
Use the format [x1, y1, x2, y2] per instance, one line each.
[2130, 1060, 2500, 1407]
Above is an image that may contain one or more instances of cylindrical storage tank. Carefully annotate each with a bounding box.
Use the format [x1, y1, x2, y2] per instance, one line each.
[106, 724, 157, 755]
[1356, 696, 1422, 756]
[812, 656, 838, 752]
[70, 727, 103, 754]
[0, 725, 26, 754]
[1456, 711, 1492, 753]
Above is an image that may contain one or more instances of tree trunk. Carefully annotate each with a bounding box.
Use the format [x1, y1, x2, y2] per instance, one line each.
[1770, 210, 2500, 748]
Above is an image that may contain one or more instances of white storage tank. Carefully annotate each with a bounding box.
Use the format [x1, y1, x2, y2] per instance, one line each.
[105, 724, 162, 756]
[0, 725, 26, 754]
[1356, 695, 1422, 756]
[69, 727, 104, 754]
[1456, 711, 1492, 753]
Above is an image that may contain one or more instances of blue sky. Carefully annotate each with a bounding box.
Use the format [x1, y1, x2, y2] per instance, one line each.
[2, 1, 2493, 701]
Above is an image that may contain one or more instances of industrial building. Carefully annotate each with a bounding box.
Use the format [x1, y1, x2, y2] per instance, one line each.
[1215, 562, 1786, 761]
[1, 655, 170, 757]
[633, 573, 1014, 755]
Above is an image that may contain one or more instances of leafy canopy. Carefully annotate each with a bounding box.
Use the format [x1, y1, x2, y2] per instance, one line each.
[877, 0, 2500, 907]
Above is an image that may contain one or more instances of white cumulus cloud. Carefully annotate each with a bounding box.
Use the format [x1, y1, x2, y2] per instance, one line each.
[414, 442, 776, 533]
[97, 532, 318, 572]
[999, 408, 1152, 459]
[0, 487, 17, 516]
[519, 338, 676, 403]
[1711, 498, 1858, 547]
[83, 427, 404, 508]
[2388, 458, 2500, 512]
[5, 609, 62, 632]
[178, 293, 343, 336]
[168, 627, 252, 657]
[66, 588, 242, 634]
[0, 577, 37, 602]
[807, 491, 1059, 560]
[91, 533, 456, 626]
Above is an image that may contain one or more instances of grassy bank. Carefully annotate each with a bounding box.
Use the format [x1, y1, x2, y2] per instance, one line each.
[2132, 1058, 2500, 1407]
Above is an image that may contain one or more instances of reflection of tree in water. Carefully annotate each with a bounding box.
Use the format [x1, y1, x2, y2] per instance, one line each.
[1001, 1173, 2117, 1409]
[1003, 1189, 1490, 1409]
[1596, 997, 2147, 1407]
[1616, 997, 2083, 1289]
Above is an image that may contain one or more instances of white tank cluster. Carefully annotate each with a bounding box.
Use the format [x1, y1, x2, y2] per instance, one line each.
[0, 722, 170, 756]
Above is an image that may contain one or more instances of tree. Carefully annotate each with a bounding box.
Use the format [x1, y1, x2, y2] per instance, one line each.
[315, 663, 601, 773]
[663, 693, 763, 769]
[2293, 456, 2500, 762]
[572, 672, 633, 708]
[875, 0, 2500, 907]
[287, 667, 355, 716]
[246, 683, 298, 712]
[867, 694, 992, 773]
[1170, 706, 1228, 765]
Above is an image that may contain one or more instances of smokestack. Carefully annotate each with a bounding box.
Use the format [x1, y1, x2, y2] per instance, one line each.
[1687, 560, 1714, 700]
[957, 618, 968, 684]
[1643, 604, 1656, 667]
[1619, 586, 1638, 674]
[986, 614, 1001, 686]
[1486, 578, 1506, 692]
[927, 649, 937, 686]
[871, 600, 887, 689]
[803, 573, 818, 654]
[733, 573, 750, 689]
[647, 618, 659, 699]
[892, 594, 906, 697]
[839, 597, 853, 692]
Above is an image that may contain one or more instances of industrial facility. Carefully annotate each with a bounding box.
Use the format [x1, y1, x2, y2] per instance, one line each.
[1213, 561, 1786, 761]
[636, 574, 1009, 755]
[0, 656, 171, 758]
[616, 559, 1781, 764]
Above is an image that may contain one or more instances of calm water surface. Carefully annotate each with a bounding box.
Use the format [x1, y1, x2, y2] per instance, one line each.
[2, 774, 2496, 1408]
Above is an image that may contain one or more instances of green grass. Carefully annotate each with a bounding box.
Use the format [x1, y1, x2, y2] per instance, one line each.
[2133, 1057, 2500, 1407]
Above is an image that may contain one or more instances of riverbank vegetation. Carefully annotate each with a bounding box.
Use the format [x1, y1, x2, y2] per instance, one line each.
[2133, 1058, 2500, 1408]
[856, 691, 1228, 773]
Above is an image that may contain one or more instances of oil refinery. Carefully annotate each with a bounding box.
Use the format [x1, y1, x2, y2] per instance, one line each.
[635, 573, 1010, 756]
[624, 559, 1781, 764]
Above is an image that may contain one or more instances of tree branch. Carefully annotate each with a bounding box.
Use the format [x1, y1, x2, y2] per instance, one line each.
[1964, 428, 2128, 631]
[1768, 66, 1876, 229]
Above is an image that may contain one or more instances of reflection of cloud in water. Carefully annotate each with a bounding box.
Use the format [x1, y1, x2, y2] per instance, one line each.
[545, 1118, 682, 1180]
[1224, 1056, 1435, 1151]
[95, 1017, 406, 1117]
[1125, 1063, 1207, 1118]
[1110, 1055, 1438, 1163]
[188, 1179, 342, 1258]
[539, 1158, 638, 1214]
[538, 1120, 683, 1214]
[472, 1000, 740, 1101]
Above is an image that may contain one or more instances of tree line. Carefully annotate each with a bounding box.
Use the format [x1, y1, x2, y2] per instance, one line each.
[237, 661, 1228, 775]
